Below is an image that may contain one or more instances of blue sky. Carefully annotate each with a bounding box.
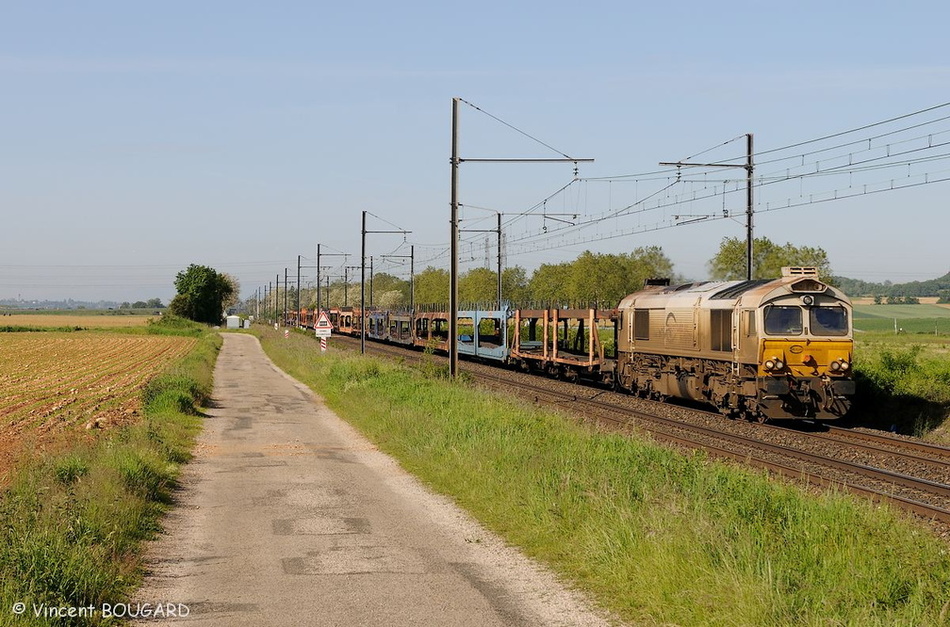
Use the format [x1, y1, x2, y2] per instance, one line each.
[2, 1, 949, 303]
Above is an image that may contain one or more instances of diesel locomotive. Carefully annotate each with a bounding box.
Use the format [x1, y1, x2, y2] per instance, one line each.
[615, 267, 853, 421]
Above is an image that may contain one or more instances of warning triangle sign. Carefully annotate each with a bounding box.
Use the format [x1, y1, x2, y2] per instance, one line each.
[316, 312, 333, 329]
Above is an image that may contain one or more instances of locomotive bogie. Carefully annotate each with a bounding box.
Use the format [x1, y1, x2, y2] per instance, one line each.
[755, 374, 854, 419]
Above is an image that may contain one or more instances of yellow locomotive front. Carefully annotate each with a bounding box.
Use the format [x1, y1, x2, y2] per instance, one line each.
[754, 272, 854, 419]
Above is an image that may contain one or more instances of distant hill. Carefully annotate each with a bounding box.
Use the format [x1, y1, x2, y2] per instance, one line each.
[832, 272, 950, 300]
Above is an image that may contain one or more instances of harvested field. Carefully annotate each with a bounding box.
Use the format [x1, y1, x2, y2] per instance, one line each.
[0, 332, 197, 483]
[0, 313, 155, 328]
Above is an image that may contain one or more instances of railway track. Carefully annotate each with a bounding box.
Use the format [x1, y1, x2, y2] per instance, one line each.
[473, 366, 950, 523]
[818, 423, 950, 464]
[332, 333, 950, 527]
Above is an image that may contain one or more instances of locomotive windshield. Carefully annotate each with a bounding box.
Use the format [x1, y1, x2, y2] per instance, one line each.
[764, 305, 803, 335]
[764, 304, 849, 336]
[810, 306, 849, 336]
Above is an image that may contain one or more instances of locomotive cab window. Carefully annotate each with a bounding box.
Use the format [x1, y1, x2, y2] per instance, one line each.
[810, 306, 848, 336]
[764, 305, 803, 335]
[744, 310, 756, 336]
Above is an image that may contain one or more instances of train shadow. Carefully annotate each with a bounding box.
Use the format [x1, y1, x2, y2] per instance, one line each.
[845, 370, 950, 436]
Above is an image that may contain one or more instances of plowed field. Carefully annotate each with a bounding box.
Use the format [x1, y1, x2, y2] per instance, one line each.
[0, 332, 197, 481]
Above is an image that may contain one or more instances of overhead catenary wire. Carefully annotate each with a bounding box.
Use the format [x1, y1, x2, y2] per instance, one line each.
[457, 98, 578, 160]
[580, 102, 950, 183]
[481, 103, 950, 257]
[284, 101, 950, 280]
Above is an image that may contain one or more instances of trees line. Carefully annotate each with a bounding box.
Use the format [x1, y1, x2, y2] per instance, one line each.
[173, 236, 947, 326]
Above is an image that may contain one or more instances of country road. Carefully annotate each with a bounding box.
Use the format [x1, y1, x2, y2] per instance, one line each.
[133, 333, 614, 626]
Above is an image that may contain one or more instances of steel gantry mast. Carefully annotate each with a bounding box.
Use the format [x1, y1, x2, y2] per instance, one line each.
[661, 133, 755, 279]
[315, 244, 348, 315]
[449, 97, 594, 378]
[361, 211, 411, 354]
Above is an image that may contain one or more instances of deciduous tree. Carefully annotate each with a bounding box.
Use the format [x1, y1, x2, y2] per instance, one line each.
[708, 237, 832, 280]
[526, 249, 674, 305]
[168, 264, 237, 324]
[459, 267, 498, 305]
[527, 262, 571, 304]
[501, 266, 528, 304]
[413, 267, 449, 306]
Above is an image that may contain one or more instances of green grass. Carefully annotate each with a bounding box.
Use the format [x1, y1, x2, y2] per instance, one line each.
[853, 304, 950, 320]
[0, 318, 219, 627]
[256, 326, 950, 626]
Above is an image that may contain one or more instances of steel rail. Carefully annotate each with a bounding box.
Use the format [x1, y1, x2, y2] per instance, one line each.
[822, 423, 950, 460]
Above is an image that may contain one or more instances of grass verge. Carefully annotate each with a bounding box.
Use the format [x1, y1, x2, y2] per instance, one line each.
[257, 327, 950, 626]
[0, 319, 219, 626]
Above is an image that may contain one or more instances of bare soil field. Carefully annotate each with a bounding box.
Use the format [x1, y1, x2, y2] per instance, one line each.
[0, 332, 196, 484]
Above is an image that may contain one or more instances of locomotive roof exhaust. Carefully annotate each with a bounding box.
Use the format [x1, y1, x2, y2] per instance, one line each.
[782, 267, 819, 277]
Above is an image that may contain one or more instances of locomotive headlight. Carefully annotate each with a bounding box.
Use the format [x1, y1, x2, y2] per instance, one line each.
[774, 359, 784, 370]
[802, 295, 814, 306]
[765, 359, 775, 370]
[830, 359, 850, 372]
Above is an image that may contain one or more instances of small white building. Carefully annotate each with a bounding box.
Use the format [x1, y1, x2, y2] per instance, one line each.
[226, 315, 241, 329]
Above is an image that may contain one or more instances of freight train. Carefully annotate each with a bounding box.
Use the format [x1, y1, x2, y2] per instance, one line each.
[289, 267, 854, 422]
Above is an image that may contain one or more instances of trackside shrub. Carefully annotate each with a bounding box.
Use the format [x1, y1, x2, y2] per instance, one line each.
[854, 340, 950, 434]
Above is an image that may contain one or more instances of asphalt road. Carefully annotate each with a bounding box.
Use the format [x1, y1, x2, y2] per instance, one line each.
[133, 333, 612, 626]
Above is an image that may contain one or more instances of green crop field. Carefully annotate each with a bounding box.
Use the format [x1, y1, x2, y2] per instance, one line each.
[852, 304, 950, 334]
